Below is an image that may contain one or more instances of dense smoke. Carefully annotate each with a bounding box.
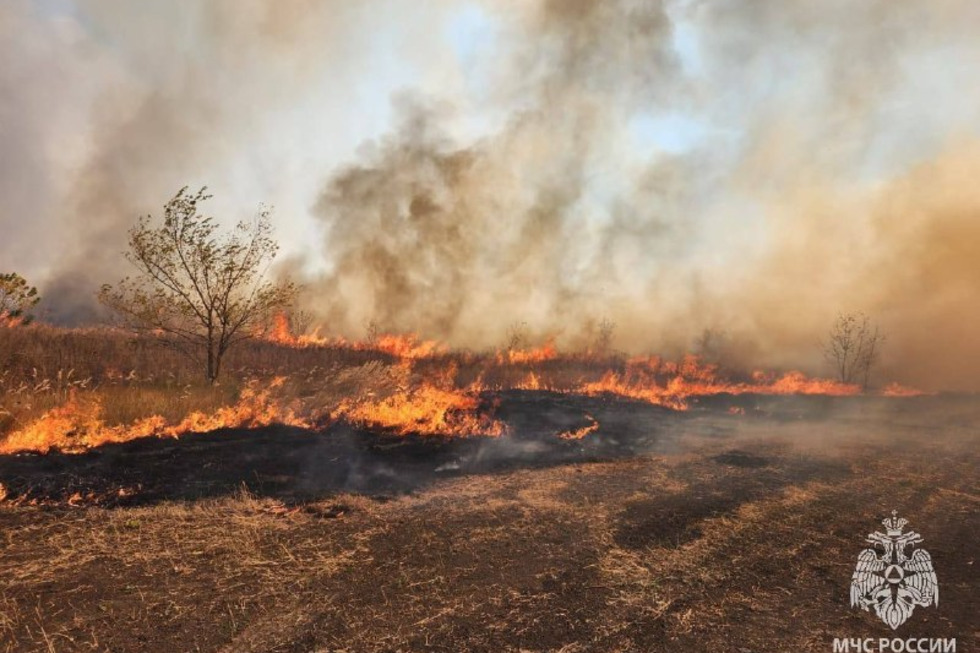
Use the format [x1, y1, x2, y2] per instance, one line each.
[2, 0, 979, 390]
[305, 0, 980, 391]
[0, 0, 424, 320]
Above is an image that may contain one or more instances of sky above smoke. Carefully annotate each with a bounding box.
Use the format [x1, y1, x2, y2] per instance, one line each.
[2, 0, 979, 390]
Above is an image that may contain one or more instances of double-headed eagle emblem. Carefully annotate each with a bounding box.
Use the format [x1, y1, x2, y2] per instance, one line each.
[850, 511, 939, 629]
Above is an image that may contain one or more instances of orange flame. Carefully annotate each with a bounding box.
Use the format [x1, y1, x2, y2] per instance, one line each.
[0, 390, 108, 454]
[269, 312, 292, 342]
[880, 382, 927, 397]
[557, 414, 599, 440]
[516, 371, 546, 390]
[166, 377, 307, 434]
[368, 333, 441, 360]
[0, 378, 307, 455]
[265, 313, 330, 347]
[0, 311, 26, 328]
[3, 321, 921, 458]
[263, 313, 441, 360]
[332, 383, 505, 437]
[574, 356, 859, 410]
[498, 341, 558, 365]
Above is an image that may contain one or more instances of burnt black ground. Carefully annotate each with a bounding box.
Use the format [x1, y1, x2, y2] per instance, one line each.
[0, 391, 965, 506]
[1, 392, 978, 652]
[0, 390, 684, 505]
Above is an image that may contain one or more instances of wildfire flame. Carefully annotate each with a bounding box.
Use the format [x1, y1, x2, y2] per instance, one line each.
[167, 377, 307, 434]
[264, 312, 441, 360]
[574, 356, 860, 410]
[1, 320, 926, 457]
[368, 334, 442, 360]
[516, 371, 546, 390]
[0, 378, 307, 455]
[498, 342, 558, 365]
[557, 414, 599, 440]
[0, 311, 26, 328]
[880, 382, 928, 397]
[265, 313, 331, 347]
[333, 383, 505, 437]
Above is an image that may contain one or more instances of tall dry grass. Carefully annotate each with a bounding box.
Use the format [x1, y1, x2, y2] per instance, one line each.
[0, 321, 759, 448]
[0, 324, 394, 439]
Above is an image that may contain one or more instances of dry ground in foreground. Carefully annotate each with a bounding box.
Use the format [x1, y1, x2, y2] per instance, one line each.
[1, 395, 978, 652]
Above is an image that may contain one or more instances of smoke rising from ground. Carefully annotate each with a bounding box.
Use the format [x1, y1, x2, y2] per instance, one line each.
[1, 0, 450, 320]
[304, 0, 980, 391]
[2, 1, 979, 390]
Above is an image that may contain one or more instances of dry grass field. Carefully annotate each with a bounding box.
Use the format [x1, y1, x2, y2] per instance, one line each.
[1, 326, 977, 652]
[6, 1, 980, 650]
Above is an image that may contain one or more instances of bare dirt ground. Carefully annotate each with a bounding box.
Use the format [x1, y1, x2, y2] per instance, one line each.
[1, 393, 978, 652]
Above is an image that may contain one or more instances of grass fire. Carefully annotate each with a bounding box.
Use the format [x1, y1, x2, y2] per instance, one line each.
[0, 314, 889, 457]
[2, 2, 978, 651]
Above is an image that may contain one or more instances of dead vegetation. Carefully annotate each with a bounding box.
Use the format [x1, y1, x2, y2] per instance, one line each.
[1, 401, 976, 651]
[1, 323, 970, 651]
[0, 323, 388, 444]
[0, 320, 871, 455]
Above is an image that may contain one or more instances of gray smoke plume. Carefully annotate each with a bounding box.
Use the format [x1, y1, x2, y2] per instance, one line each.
[302, 0, 980, 391]
[2, 0, 980, 390]
[0, 0, 416, 321]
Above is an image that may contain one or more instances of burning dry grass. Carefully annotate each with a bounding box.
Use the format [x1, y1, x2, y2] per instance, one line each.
[265, 313, 442, 359]
[496, 342, 559, 365]
[0, 378, 307, 454]
[0, 312, 26, 329]
[0, 319, 918, 456]
[0, 357, 505, 453]
[576, 357, 860, 410]
[880, 381, 927, 397]
[334, 383, 506, 437]
[557, 413, 600, 440]
[1, 402, 977, 651]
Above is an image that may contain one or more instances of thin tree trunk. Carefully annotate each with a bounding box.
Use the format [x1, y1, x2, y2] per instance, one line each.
[206, 328, 217, 384]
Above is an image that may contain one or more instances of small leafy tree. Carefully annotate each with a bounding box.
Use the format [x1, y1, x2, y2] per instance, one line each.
[99, 187, 297, 382]
[825, 312, 884, 390]
[0, 272, 40, 324]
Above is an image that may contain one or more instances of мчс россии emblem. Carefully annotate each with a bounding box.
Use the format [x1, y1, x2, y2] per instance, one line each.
[850, 511, 939, 629]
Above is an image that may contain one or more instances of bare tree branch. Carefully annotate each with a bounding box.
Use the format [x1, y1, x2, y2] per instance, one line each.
[825, 312, 885, 390]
